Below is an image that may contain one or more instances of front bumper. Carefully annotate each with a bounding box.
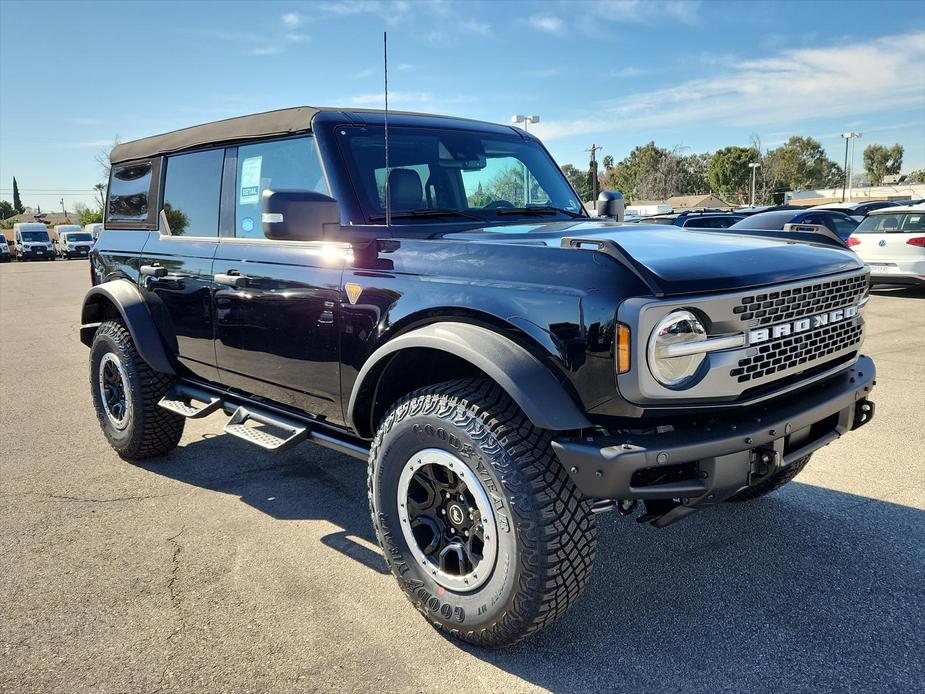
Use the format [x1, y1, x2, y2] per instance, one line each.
[21, 249, 52, 259]
[553, 356, 876, 525]
[62, 248, 91, 258]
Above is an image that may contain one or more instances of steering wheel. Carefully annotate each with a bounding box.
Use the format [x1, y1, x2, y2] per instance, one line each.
[483, 200, 515, 209]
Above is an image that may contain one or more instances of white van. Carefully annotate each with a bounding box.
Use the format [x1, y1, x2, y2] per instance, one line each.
[12, 223, 53, 261]
[0, 235, 10, 262]
[54, 225, 95, 259]
[83, 222, 104, 242]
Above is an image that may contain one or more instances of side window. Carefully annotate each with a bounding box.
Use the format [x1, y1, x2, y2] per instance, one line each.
[830, 215, 858, 237]
[162, 149, 224, 236]
[108, 161, 155, 224]
[235, 136, 328, 239]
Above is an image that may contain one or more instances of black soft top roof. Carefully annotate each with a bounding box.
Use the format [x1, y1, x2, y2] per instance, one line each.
[109, 106, 510, 164]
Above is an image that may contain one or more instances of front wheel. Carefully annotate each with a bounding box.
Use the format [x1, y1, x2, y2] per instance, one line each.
[89, 320, 184, 459]
[368, 378, 597, 648]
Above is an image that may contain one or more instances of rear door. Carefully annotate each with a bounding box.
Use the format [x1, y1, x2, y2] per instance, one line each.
[212, 136, 346, 424]
[139, 148, 225, 382]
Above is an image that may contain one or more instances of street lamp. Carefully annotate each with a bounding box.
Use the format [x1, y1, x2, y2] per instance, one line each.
[748, 162, 761, 207]
[841, 131, 862, 202]
[511, 115, 540, 205]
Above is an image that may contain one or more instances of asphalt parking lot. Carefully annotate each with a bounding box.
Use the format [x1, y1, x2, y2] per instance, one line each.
[1, 259, 923, 693]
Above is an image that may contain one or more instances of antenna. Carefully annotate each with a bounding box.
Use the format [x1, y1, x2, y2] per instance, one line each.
[383, 31, 391, 228]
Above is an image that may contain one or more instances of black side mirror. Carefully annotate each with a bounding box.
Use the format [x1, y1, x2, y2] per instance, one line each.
[596, 191, 625, 221]
[262, 189, 341, 241]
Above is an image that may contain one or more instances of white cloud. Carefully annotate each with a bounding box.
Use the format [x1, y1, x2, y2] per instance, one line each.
[594, 0, 701, 25]
[346, 91, 473, 111]
[609, 66, 646, 78]
[529, 15, 563, 33]
[281, 12, 303, 28]
[532, 31, 925, 140]
[460, 19, 491, 36]
[526, 67, 564, 78]
[251, 45, 283, 56]
[396, 63, 414, 71]
[72, 139, 114, 149]
[353, 68, 376, 79]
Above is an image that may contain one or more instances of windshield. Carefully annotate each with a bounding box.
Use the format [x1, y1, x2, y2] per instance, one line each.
[21, 231, 49, 242]
[729, 211, 796, 230]
[854, 212, 925, 233]
[338, 126, 584, 225]
[67, 233, 93, 242]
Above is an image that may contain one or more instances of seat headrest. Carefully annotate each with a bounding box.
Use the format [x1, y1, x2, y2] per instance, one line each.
[388, 168, 423, 211]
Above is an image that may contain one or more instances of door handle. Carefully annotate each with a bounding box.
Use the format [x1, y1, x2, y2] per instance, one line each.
[140, 264, 167, 278]
[214, 272, 249, 288]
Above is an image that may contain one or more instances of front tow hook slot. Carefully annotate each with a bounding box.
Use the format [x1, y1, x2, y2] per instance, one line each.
[749, 447, 779, 485]
[853, 399, 874, 430]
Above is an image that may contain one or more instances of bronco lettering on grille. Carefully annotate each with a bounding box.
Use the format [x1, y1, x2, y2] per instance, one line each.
[748, 304, 859, 345]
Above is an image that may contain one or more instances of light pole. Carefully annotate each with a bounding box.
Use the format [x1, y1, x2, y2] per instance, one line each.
[511, 115, 539, 204]
[841, 131, 861, 201]
[748, 162, 761, 207]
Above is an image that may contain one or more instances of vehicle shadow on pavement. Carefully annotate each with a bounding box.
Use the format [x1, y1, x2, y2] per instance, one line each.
[471, 484, 924, 692]
[136, 435, 923, 691]
[135, 431, 389, 575]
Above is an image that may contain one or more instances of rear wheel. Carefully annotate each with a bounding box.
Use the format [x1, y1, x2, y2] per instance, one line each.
[369, 378, 596, 647]
[727, 455, 812, 502]
[89, 320, 184, 459]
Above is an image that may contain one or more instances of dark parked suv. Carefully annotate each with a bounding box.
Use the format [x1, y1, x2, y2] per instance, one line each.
[82, 106, 876, 647]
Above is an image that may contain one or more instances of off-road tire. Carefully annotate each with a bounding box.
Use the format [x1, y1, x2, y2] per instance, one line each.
[727, 455, 812, 502]
[368, 378, 597, 648]
[89, 320, 184, 459]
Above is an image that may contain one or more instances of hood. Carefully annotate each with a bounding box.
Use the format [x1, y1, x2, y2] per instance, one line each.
[447, 220, 863, 296]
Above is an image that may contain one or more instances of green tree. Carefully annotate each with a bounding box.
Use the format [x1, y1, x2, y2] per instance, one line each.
[12, 177, 23, 213]
[466, 182, 493, 208]
[76, 204, 103, 226]
[708, 146, 758, 204]
[601, 142, 672, 203]
[680, 152, 711, 195]
[602, 154, 614, 170]
[0, 200, 14, 220]
[163, 203, 190, 235]
[764, 136, 842, 192]
[862, 144, 903, 185]
[907, 170, 925, 184]
[560, 163, 591, 201]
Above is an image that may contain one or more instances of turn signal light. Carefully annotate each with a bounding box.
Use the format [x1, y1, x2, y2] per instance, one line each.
[616, 323, 631, 374]
[846, 237, 861, 247]
[906, 237, 925, 247]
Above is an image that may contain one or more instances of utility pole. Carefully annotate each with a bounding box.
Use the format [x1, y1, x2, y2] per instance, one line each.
[748, 162, 761, 207]
[511, 115, 540, 204]
[841, 132, 861, 201]
[60, 197, 66, 215]
[586, 144, 602, 202]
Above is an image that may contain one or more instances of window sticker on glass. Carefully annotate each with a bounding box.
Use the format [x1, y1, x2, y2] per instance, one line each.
[239, 156, 263, 205]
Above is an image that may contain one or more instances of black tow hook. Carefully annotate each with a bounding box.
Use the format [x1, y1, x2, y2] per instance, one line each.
[853, 399, 874, 430]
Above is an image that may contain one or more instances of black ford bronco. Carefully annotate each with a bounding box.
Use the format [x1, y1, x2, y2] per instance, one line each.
[82, 107, 876, 647]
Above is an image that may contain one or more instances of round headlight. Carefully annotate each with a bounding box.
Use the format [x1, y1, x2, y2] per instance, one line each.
[647, 310, 708, 388]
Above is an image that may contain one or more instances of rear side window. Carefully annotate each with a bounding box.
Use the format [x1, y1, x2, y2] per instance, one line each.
[234, 136, 328, 239]
[162, 149, 224, 236]
[854, 213, 920, 233]
[108, 161, 158, 226]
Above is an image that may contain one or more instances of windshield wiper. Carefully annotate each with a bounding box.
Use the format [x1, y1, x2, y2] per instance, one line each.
[494, 205, 585, 218]
[369, 208, 483, 222]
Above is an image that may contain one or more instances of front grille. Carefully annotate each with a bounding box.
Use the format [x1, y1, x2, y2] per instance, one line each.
[732, 273, 868, 326]
[731, 318, 862, 383]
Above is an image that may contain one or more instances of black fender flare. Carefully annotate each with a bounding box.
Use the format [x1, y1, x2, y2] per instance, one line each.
[347, 322, 591, 436]
[80, 279, 175, 375]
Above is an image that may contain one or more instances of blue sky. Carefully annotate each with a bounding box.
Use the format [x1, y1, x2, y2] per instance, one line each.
[1, 0, 923, 210]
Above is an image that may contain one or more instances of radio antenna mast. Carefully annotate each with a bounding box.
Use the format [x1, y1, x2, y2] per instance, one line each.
[383, 31, 391, 228]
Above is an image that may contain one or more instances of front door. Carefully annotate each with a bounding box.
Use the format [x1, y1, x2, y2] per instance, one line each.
[212, 135, 345, 425]
[139, 148, 225, 382]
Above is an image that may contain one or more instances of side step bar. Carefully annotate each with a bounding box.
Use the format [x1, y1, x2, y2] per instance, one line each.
[156, 381, 369, 460]
[159, 387, 223, 419]
[224, 406, 308, 452]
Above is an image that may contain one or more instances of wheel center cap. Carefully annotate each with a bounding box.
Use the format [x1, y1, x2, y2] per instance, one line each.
[447, 503, 465, 526]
